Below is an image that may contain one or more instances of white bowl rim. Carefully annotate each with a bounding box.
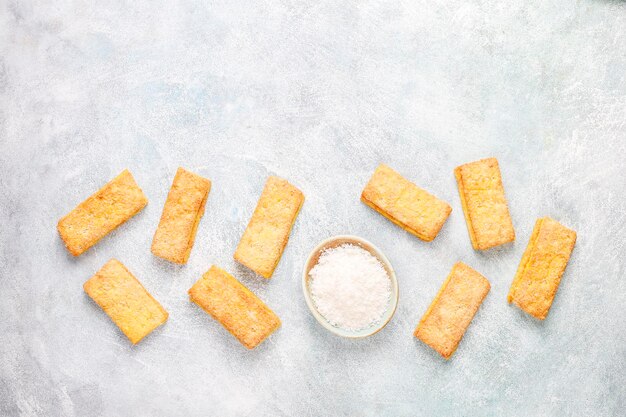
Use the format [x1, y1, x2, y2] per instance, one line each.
[301, 234, 399, 339]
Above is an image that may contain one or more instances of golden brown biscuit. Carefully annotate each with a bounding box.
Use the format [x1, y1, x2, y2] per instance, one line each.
[414, 262, 490, 359]
[508, 217, 576, 320]
[84, 259, 168, 344]
[188, 265, 281, 349]
[234, 176, 304, 278]
[361, 164, 452, 242]
[454, 158, 515, 250]
[57, 170, 148, 256]
[151, 167, 211, 264]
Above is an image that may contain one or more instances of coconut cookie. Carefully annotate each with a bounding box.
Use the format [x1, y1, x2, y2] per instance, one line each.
[57, 170, 148, 256]
[508, 217, 576, 320]
[84, 259, 168, 344]
[189, 265, 281, 349]
[234, 176, 304, 278]
[454, 158, 515, 250]
[151, 167, 211, 264]
[361, 164, 452, 242]
[414, 262, 490, 359]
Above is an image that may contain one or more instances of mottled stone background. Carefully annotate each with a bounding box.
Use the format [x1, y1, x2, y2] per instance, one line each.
[1, 1, 625, 416]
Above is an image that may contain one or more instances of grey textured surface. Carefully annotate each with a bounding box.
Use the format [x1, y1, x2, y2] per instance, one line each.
[1, 1, 625, 416]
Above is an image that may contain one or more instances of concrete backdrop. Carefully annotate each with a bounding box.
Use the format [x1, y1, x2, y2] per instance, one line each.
[1, 1, 625, 416]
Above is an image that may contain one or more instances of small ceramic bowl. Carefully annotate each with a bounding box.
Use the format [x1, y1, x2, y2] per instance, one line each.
[302, 235, 399, 338]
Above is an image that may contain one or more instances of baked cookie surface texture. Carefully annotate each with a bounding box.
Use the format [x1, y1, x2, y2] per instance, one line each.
[234, 176, 304, 278]
[414, 262, 490, 359]
[455, 158, 515, 250]
[84, 259, 168, 344]
[58, 169, 148, 256]
[361, 164, 452, 241]
[189, 265, 281, 349]
[151, 167, 211, 264]
[508, 217, 577, 320]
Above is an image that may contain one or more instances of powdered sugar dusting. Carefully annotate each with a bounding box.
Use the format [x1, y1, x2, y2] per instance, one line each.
[309, 244, 391, 330]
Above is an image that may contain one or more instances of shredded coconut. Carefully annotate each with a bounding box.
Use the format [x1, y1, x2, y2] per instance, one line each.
[309, 243, 391, 331]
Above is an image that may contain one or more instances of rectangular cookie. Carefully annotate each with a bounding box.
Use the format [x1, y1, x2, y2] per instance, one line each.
[84, 259, 168, 344]
[454, 157, 515, 250]
[414, 262, 490, 359]
[361, 164, 452, 242]
[58, 170, 148, 256]
[188, 265, 281, 349]
[234, 176, 304, 278]
[508, 217, 577, 320]
[151, 167, 211, 264]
